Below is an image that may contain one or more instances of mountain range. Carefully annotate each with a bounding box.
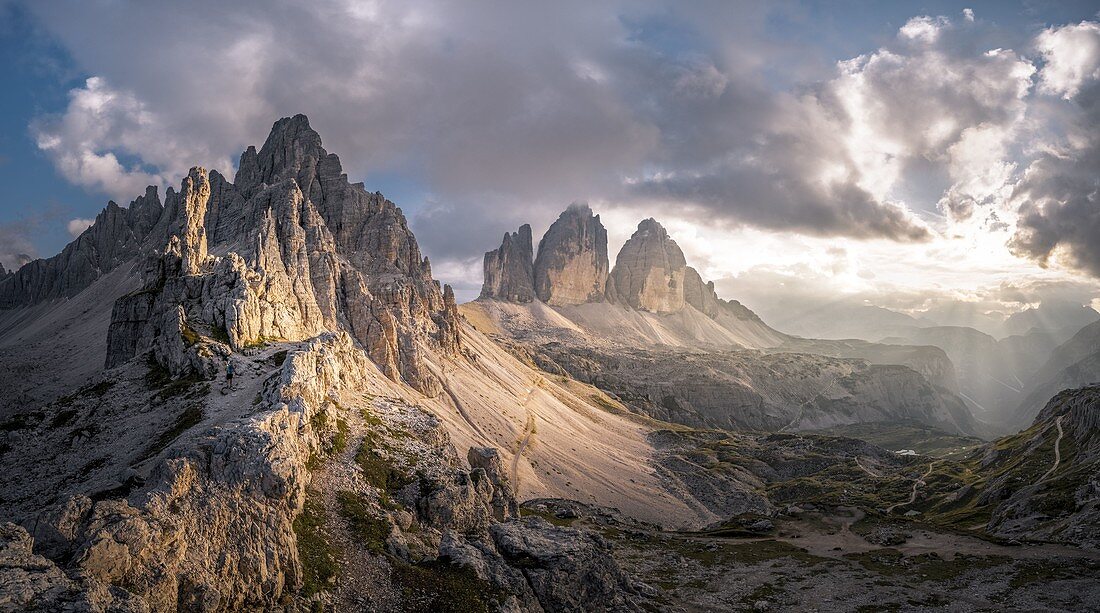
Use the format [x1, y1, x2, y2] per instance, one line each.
[0, 115, 1097, 612]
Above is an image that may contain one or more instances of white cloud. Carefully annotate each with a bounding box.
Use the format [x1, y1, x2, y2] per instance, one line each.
[1035, 21, 1100, 99]
[66, 218, 94, 237]
[31, 77, 235, 202]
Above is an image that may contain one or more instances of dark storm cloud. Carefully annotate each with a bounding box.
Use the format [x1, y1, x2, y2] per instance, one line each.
[21, 1, 949, 259]
[17, 2, 1100, 289]
[1010, 21, 1100, 278]
[1009, 84, 1100, 275]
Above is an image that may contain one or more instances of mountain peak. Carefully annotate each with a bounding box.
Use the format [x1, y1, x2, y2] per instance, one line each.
[235, 113, 325, 195]
[534, 204, 609, 305]
[609, 217, 687, 313]
[635, 217, 666, 236]
[481, 224, 535, 302]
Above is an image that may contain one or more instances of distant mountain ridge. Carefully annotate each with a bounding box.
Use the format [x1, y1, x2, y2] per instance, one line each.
[469, 206, 981, 437]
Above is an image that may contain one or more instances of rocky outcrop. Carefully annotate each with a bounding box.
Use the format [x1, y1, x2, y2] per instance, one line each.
[963, 385, 1100, 549]
[0, 523, 145, 613]
[532, 343, 980, 436]
[533, 204, 609, 306]
[608, 219, 687, 313]
[441, 517, 641, 612]
[467, 447, 520, 521]
[481, 225, 535, 302]
[0, 331, 364, 610]
[102, 115, 460, 393]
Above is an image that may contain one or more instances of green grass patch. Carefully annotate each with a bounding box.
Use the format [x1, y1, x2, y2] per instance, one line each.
[519, 507, 577, 527]
[294, 492, 339, 597]
[181, 324, 201, 346]
[332, 418, 349, 454]
[844, 548, 1010, 580]
[336, 490, 391, 555]
[356, 434, 413, 492]
[209, 325, 231, 344]
[391, 559, 503, 613]
[807, 421, 984, 459]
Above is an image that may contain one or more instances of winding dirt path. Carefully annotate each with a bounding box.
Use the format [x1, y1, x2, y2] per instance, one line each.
[509, 379, 542, 492]
[854, 456, 881, 478]
[886, 460, 938, 514]
[1038, 415, 1065, 484]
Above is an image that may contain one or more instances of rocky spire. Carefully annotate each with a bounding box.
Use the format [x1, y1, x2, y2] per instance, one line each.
[533, 203, 609, 306]
[608, 218, 689, 313]
[177, 168, 211, 275]
[481, 224, 535, 302]
[102, 114, 461, 394]
[235, 114, 428, 280]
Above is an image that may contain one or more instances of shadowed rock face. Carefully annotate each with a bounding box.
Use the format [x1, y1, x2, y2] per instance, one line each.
[0, 186, 166, 308]
[481, 224, 535, 302]
[533, 203, 609, 306]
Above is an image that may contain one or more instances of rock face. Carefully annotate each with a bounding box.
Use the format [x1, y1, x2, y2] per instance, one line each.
[0, 522, 145, 612]
[481, 225, 535, 302]
[608, 219, 687, 313]
[533, 203, 609, 306]
[102, 115, 460, 393]
[534, 343, 980, 436]
[1012, 320, 1100, 428]
[0, 186, 166, 308]
[441, 517, 641, 612]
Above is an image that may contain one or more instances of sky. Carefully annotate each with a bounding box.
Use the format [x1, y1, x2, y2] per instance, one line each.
[1, 0, 1099, 336]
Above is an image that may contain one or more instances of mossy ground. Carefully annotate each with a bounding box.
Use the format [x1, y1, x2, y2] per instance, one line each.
[336, 490, 391, 555]
[390, 559, 503, 613]
[139, 402, 204, 460]
[355, 423, 413, 492]
[294, 492, 339, 597]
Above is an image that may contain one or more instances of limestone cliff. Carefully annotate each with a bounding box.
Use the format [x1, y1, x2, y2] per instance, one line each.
[533, 203, 609, 306]
[103, 115, 460, 393]
[608, 219, 688, 313]
[481, 224, 535, 302]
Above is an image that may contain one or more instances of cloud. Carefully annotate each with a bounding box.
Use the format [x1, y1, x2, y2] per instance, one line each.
[31, 76, 235, 202]
[1035, 21, 1100, 99]
[633, 13, 1036, 241]
[16, 1, 1100, 303]
[1010, 22, 1100, 278]
[0, 221, 38, 273]
[67, 218, 94, 237]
